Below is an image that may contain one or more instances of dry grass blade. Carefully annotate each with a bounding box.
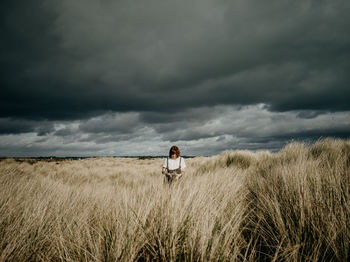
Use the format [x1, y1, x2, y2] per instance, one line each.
[0, 138, 349, 261]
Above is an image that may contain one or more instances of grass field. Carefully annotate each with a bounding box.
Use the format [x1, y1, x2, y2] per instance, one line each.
[0, 138, 349, 261]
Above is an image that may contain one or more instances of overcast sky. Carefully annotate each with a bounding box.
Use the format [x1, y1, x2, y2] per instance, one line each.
[1, 0, 349, 156]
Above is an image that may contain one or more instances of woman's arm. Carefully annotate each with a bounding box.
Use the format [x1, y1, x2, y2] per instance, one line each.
[162, 158, 167, 174]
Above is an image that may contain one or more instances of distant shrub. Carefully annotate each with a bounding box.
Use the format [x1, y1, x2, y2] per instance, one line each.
[223, 151, 254, 169]
[279, 141, 308, 164]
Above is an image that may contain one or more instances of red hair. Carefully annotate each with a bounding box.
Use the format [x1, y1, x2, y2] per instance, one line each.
[169, 145, 180, 158]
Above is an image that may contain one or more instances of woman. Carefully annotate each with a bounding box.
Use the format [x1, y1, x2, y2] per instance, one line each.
[162, 145, 186, 183]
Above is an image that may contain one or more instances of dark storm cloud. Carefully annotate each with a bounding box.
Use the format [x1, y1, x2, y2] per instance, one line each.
[1, 0, 350, 123]
[1, 0, 350, 156]
[79, 112, 141, 134]
[0, 118, 54, 135]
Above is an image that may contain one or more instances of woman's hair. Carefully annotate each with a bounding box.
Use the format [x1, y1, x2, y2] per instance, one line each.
[169, 145, 180, 158]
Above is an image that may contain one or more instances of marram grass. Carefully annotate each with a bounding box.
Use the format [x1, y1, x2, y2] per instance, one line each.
[0, 138, 349, 261]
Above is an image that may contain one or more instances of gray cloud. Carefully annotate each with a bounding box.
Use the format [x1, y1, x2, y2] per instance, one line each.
[79, 112, 141, 134]
[1, 105, 349, 156]
[0, 118, 54, 135]
[1, 0, 350, 121]
[1, 0, 350, 156]
[146, 105, 350, 142]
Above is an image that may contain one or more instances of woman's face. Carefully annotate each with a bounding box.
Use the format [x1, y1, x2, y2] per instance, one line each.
[170, 153, 177, 159]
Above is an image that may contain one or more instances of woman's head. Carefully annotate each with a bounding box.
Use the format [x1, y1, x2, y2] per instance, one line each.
[169, 145, 180, 158]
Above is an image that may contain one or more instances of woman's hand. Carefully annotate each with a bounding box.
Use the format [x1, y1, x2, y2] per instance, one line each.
[175, 173, 182, 180]
[162, 167, 167, 175]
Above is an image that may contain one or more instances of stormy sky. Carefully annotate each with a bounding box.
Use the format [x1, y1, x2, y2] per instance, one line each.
[1, 0, 350, 156]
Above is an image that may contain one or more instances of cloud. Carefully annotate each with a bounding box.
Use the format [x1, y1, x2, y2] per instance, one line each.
[1, 0, 350, 156]
[1, 0, 350, 121]
[0, 118, 54, 135]
[143, 105, 350, 142]
[79, 112, 141, 134]
[1, 105, 349, 156]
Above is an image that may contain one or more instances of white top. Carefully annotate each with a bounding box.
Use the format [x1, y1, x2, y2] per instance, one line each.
[163, 157, 186, 170]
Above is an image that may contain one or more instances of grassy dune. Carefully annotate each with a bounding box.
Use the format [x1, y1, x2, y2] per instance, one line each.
[0, 138, 349, 261]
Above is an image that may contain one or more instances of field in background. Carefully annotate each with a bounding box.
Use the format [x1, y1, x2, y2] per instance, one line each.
[0, 138, 349, 261]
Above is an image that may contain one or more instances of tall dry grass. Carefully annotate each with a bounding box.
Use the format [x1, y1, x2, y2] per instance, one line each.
[0, 138, 349, 261]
